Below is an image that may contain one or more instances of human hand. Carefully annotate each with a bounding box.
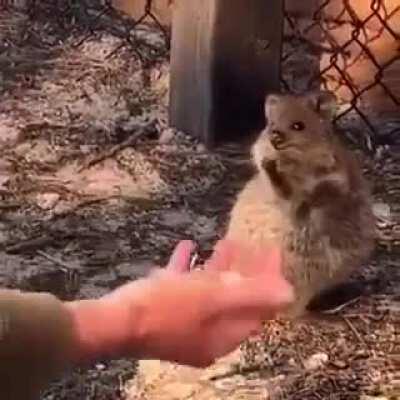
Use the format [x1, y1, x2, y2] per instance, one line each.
[99, 239, 293, 367]
[67, 240, 293, 368]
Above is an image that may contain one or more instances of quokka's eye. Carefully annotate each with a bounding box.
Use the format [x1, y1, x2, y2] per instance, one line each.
[270, 131, 286, 149]
[291, 121, 305, 131]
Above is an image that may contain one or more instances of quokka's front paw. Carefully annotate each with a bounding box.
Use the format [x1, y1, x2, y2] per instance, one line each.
[261, 158, 293, 199]
[261, 158, 278, 176]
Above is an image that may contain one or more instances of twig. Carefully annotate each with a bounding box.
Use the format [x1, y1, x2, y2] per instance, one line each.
[50, 196, 118, 219]
[0, 202, 21, 210]
[319, 295, 361, 315]
[295, 344, 306, 369]
[78, 123, 155, 172]
[37, 250, 81, 292]
[36, 249, 77, 273]
[208, 363, 259, 381]
[342, 316, 367, 347]
[143, 147, 251, 166]
[6, 235, 55, 254]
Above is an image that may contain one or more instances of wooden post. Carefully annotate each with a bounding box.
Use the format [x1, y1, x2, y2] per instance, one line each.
[169, 0, 284, 148]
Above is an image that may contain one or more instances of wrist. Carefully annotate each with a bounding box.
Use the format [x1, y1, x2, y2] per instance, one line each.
[65, 296, 143, 364]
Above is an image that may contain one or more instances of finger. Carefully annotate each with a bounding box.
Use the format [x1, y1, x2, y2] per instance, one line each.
[206, 318, 263, 360]
[166, 240, 196, 274]
[245, 246, 282, 277]
[203, 239, 238, 272]
[213, 274, 294, 316]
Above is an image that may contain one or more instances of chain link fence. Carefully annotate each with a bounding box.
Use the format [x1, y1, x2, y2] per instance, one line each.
[0, 0, 170, 67]
[283, 0, 400, 150]
[0, 0, 399, 149]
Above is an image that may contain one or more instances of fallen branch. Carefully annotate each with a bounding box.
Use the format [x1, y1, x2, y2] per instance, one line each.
[36, 249, 78, 273]
[0, 202, 21, 210]
[78, 123, 155, 172]
[342, 316, 367, 347]
[51, 196, 118, 219]
[6, 235, 55, 254]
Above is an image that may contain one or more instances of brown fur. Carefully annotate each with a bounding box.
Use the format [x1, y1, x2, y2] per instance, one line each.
[225, 92, 376, 318]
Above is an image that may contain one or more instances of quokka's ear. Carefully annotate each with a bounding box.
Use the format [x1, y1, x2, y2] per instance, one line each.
[264, 93, 282, 120]
[303, 90, 338, 121]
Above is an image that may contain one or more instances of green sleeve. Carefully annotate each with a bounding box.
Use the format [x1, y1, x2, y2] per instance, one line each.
[0, 289, 77, 400]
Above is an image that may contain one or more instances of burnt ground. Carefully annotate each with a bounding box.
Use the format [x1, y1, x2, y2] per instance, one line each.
[0, 6, 399, 400]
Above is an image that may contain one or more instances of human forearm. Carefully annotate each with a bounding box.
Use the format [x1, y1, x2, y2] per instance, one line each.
[65, 295, 144, 364]
[0, 288, 144, 399]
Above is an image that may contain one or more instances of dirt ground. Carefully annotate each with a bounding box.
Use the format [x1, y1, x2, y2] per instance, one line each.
[0, 5, 398, 400]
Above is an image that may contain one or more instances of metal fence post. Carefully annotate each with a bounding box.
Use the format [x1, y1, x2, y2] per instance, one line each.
[169, 0, 284, 148]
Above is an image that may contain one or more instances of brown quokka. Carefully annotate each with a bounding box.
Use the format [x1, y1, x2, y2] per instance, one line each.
[224, 91, 376, 318]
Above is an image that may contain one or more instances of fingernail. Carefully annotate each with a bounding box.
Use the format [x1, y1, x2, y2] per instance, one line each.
[167, 240, 196, 273]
